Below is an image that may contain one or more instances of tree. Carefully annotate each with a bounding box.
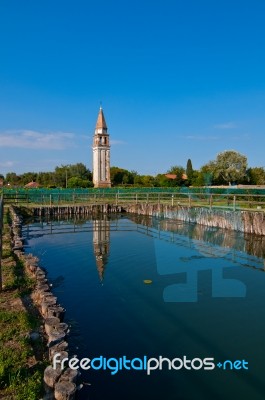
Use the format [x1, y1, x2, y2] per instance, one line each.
[186, 159, 193, 180]
[197, 161, 216, 186]
[189, 170, 206, 186]
[141, 175, 155, 187]
[110, 167, 134, 185]
[200, 151, 247, 186]
[167, 165, 185, 176]
[247, 167, 265, 185]
[213, 150, 247, 185]
[20, 172, 38, 185]
[166, 165, 186, 186]
[54, 166, 68, 187]
[154, 174, 173, 187]
[54, 163, 92, 188]
[37, 172, 55, 187]
[69, 163, 92, 181]
[5, 172, 21, 186]
[67, 177, 92, 188]
[154, 173, 185, 187]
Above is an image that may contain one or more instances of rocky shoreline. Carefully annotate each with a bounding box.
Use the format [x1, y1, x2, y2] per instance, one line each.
[9, 206, 80, 400]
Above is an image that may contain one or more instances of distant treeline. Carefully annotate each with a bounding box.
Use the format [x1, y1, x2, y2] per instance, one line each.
[1, 151, 265, 188]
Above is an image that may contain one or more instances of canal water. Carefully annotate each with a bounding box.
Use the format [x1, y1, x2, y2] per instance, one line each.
[23, 215, 265, 400]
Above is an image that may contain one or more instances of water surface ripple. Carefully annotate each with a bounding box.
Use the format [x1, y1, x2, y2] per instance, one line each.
[23, 215, 265, 400]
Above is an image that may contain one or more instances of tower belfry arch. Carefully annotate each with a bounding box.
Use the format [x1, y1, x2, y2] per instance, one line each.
[92, 107, 111, 188]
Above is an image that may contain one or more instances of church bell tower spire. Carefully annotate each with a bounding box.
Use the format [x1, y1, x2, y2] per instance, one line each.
[92, 107, 111, 188]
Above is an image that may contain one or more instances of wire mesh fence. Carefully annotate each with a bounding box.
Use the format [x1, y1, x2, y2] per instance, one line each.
[1, 188, 265, 210]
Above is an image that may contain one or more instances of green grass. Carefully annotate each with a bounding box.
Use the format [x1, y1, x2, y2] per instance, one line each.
[7, 369, 43, 400]
[0, 309, 45, 399]
[0, 208, 45, 399]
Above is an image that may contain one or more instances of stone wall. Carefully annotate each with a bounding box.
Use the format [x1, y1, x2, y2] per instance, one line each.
[31, 204, 265, 236]
[32, 204, 124, 216]
[123, 204, 265, 236]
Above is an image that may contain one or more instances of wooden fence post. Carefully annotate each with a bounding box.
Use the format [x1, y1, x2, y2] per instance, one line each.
[210, 194, 213, 209]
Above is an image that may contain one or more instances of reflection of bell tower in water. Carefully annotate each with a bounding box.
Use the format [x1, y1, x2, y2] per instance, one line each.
[93, 216, 110, 283]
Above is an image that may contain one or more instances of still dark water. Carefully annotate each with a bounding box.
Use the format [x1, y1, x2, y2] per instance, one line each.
[23, 215, 265, 400]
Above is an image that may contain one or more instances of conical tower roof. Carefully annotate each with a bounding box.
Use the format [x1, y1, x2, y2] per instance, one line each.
[95, 107, 107, 130]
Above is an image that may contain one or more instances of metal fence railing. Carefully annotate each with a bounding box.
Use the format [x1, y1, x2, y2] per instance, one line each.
[1, 190, 265, 211]
[2, 187, 265, 196]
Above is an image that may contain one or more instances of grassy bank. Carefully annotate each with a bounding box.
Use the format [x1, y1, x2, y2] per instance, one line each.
[0, 208, 45, 400]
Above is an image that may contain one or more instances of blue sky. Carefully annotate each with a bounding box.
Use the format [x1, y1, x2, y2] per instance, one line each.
[0, 0, 265, 176]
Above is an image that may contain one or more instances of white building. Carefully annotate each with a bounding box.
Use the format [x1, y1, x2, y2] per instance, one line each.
[92, 107, 111, 188]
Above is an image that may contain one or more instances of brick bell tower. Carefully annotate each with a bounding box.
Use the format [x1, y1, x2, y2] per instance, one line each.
[92, 107, 111, 188]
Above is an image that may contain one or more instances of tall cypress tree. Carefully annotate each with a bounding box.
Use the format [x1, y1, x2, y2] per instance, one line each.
[186, 159, 193, 179]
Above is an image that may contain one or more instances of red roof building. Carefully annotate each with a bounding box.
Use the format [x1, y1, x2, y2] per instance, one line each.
[165, 173, 188, 180]
[24, 181, 40, 188]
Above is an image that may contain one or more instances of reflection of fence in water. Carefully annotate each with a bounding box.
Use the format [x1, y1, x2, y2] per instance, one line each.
[137, 222, 265, 302]
[24, 215, 265, 271]
[23, 218, 137, 239]
[136, 222, 265, 272]
[23, 214, 265, 302]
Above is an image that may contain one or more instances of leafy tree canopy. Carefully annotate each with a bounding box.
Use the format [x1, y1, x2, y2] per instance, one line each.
[201, 151, 248, 185]
[247, 167, 265, 185]
[110, 167, 134, 185]
[167, 165, 185, 175]
[67, 177, 93, 188]
[214, 150, 247, 184]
